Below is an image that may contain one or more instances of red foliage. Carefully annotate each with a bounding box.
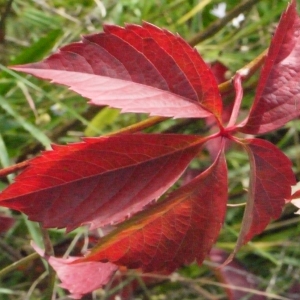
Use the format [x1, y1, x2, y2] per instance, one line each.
[239, 0, 300, 133]
[78, 150, 227, 273]
[32, 243, 118, 299]
[1, 1, 300, 298]
[11, 23, 221, 120]
[239, 138, 295, 243]
[0, 213, 15, 233]
[0, 134, 205, 231]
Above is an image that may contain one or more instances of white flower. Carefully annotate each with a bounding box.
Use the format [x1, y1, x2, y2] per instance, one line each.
[232, 14, 245, 28]
[210, 3, 226, 19]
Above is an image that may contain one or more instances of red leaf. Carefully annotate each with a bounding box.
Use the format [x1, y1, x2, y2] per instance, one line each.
[209, 61, 229, 84]
[11, 23, 221, 120]
[104, 23, 222, 119]
[0, 134, 204, 231]
[32, 243, 118, 299]
[239, 0, 300, 134]
[0, 214, 15, 233]
[234, 138, 295, 249]
[76, 149, 228, 273]
[288, 282, 300, 299]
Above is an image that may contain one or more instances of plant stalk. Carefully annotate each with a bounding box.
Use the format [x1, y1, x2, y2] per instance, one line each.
[39, 224, 56, 300]
[0, 252, 39, 279]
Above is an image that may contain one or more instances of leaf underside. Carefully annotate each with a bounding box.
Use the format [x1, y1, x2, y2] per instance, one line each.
[11, 23, 222, 120]
[240, 0, 300, 134]
[77, 149, 228, 273]
[32, 243, 118, 300]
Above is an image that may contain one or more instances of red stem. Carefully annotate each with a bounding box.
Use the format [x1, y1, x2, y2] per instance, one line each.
[0, 160, 32, 178]
[226, 73, 243, 129]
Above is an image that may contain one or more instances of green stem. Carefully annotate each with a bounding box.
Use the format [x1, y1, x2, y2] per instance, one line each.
[108, 116, 168, 136]
[39, 224, 56, 300]
[0, 252, 39, 279]
[39, 224, 54, 257]
[41, 271, 56, 300]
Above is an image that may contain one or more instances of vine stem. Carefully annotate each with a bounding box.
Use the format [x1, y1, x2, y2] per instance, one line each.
[226, 73, 243, 128]
[0, 159, 33, 177]
[0, 49, 267, 178]
[218, 48, 268, 94]
[224, 48, 268, 131]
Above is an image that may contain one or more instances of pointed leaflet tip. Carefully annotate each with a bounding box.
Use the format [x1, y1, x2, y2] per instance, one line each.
[239, 0, 300, 134]
[10, 21, 222, 120]
[76, 148, 228, 273]
[105, 22, 223, 119]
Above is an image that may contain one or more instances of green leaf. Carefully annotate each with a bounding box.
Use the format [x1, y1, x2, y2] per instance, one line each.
[10, 29, 63, 65]
[0, 134, 14, 183]
[176, 0, 212, 25]
[84, 107, 120, 137]
[0, 95, 51, 149]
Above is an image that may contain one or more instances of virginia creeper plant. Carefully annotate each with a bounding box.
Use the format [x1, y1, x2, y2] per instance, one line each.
[1, 0, 300, 299]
